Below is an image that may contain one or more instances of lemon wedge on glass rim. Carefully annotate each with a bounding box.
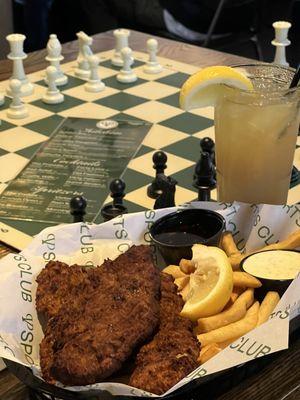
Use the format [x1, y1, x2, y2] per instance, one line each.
[179, 65, 253, 110]
[180, 244, 233, 321]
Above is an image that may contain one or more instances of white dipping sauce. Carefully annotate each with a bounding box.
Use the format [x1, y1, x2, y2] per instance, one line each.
[243, 250, 300, 280]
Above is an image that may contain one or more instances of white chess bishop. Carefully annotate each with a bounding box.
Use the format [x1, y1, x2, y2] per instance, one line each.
[84, 55, 105, 92]
[7, 79, 29, 119]
[6, 33, 34, 97]
[116, 47, 137, 83]
[46, 34, 68, 86]
[43, 66, 64, 104]
[144, 38, 163, 74]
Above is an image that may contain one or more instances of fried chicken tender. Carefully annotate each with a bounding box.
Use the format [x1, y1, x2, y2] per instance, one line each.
[37, 245, 160, 386]
[129, 273, 199, 395]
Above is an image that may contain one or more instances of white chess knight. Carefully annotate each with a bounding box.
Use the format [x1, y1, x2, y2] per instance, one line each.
[45, 34, 68, 86]
[7, 79, 29, 119]
[112, 28, 132, 67]
[116, 47, 137, 83]
[42, 66, 64, 104]
[6, 33, 34, 97]
[75, 31, 93, 79]
[144, 38, 163, 74]
[84, 55, 105, 92]
[272, 21, 291, 67]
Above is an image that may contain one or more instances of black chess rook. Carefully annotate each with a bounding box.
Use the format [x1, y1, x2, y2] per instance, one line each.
[147, 151, 168, 199]
[70, 195, 87, 223]
[101, 178, 128, 221]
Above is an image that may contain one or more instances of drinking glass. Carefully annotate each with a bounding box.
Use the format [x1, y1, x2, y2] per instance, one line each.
[214, 64, 300, 205]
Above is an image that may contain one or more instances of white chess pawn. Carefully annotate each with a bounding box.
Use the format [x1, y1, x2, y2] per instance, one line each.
[6, 33, 34, 97]
[7, 79, 29, 119]
[116, 47, 137, 83]
[272, 21, 291, 67]
[144, 39, 163, 74]
[84, 55, 105, 92]
[45, 34, 68, 86]
[42, 66, 64, 104]
[75, 31, 93, 79]
[112, 29, 132, 67]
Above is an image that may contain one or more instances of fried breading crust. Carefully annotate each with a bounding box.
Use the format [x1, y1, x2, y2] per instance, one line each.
[129, 273, 199, 395]
[37, 245, 160, 385]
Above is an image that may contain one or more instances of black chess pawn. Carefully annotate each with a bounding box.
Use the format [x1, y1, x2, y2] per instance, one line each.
[70, 195, 87, 222]
[200, 137, 215, 165]
[290, 165, 299, 185]
[147, 151, 167, 199]
[154, 174, 177, 209]
[193, 152, 216, 201]
[101, 178, 128, 221]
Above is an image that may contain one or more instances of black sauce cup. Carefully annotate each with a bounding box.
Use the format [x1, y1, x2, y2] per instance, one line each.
[149, 208, 225, 266]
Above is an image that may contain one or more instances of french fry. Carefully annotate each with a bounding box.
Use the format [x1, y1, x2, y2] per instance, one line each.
[179, 258, 195, 274]
[259, 229, 300, 252]
[174, 275, 190, 291]
[257, 291, 280, 326]
[233, 271, 262, 288]
[195, 289, 254, 333]
[221, 232, 241, 266]
[218, 337, 240, 349]
[229, 229, 300, 269]
[162, 265, 186, 279]
[198, 343, 222, 364]
[197, 301, 259, 346]
[180, 282, 190, 302]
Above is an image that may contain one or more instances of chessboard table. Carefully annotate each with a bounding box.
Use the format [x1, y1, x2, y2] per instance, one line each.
[0, 30, 300, 400]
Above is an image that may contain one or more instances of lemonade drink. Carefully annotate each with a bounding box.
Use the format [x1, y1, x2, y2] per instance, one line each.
[214, 64, 300, 204]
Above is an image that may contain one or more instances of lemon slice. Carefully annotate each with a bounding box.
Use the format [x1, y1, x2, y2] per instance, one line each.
[180, 244, 233, 321]
[179, 66, 253, 110]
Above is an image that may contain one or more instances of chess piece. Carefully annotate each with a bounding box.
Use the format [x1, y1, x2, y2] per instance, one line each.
[45, 34, 68, 86]
[144, 38, 163, 74]
[193, 152, 216, 201]
[101, 179, 128, 221]
[42, 66, 64, 104]
[200, 137, 215, 165]
[7, 79, 29, 119]
[154, 175, 177, 209]
[147, 151, 168, 199]
[112, 28, 131, 67]
[75, 31, 93, 79]
[272, 21, 291, 67]
[291, 165, 299, 185]
[116, 47, 137, 83]
[70, 195, 87, 223]
[6, 33, 34, 97]
[84, 55, 105, 92]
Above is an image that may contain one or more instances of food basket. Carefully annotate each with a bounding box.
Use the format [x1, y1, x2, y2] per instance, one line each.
[1, 201, 300, 399]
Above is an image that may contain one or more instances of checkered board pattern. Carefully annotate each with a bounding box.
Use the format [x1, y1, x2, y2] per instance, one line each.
[0, 49, 299, 236]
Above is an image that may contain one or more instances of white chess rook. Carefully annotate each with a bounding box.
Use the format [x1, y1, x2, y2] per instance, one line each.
[45, 34, 68, 86]
[6, 33, 34, 97]
[7, 79, 29, 119]
[272, 21, 291, 67]
[75, 31, 93, 79]
[116, 47, 137, 83]
[43, 66, 64, 104]
[144, 38, 163, 74]
[112, 29, 131, 67]
[84, 55, 105, 92]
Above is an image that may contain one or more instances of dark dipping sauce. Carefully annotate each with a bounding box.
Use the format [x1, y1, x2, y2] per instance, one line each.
[154, 231, 205, 246]
[149, 209, 225, 265]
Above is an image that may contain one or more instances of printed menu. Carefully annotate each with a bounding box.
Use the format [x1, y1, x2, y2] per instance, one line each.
[0, 117, 151, 224]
